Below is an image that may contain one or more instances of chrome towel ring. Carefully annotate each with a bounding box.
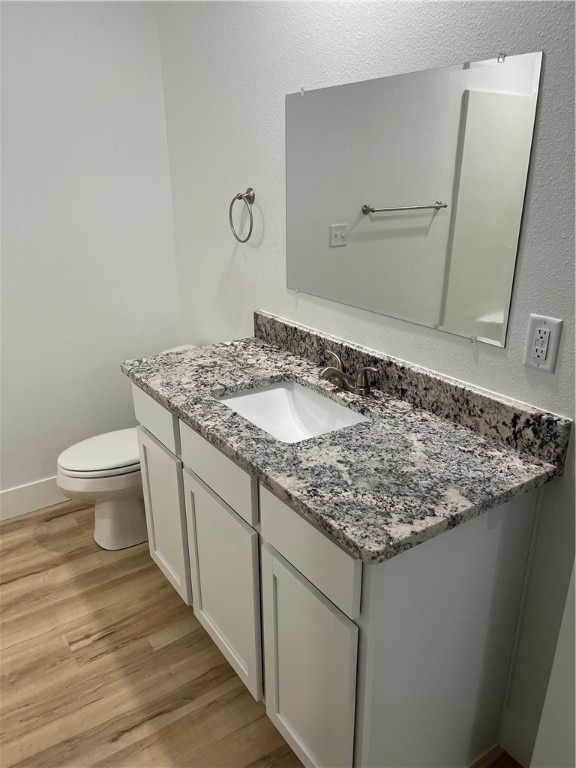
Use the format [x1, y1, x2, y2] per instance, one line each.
[229, 187, 256, 243]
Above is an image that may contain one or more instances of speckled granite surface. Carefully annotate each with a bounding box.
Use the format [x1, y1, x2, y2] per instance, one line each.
[255, 311, 571, 468]
[122, 334, 569, 564]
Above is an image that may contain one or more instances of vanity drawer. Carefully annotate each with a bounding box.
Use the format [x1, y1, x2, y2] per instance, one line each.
[132, 385, 180, 455]
[260, 486, 362, 619]
[180, 420, 257, 527]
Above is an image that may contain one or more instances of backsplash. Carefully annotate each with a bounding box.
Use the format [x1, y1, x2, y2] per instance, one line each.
[254, 311, 571, 469]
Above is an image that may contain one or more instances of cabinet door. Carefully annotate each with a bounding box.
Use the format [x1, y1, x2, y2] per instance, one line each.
[183, 469, 262, 700]
[261, 545, 358, 768]
[137, 426, 191, 604]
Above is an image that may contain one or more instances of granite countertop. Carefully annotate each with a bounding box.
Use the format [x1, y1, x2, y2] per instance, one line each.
[122, 333, 566, 564]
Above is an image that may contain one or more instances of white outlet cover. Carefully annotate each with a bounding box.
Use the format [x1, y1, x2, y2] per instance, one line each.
[524, 314, 563, 373]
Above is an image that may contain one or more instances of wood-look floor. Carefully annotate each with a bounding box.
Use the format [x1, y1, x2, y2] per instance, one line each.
[0, 502, 522, 768]
[0, 502, 299, 768]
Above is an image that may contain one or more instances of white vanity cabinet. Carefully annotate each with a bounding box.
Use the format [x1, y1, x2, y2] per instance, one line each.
[182, 469, 262, 700]
[131, 384, 540, 768]
[133, 386, 263, 699]
[260, 486, 361, 767]
[133, 386, 192, 605]
[261, 545, 358, 768]
[179, 419, 263, 700]
[261, 486, 537, 768]
[137, 428, 191, 603]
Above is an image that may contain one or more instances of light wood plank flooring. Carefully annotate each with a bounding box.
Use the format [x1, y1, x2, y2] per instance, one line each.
[0, 502, 299, 768]
[1, 502, 522, 768]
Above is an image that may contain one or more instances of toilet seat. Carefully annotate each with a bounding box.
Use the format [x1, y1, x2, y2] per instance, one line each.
[57, 428, 140, 478]
[57, 464, 141, 479]
[57, 466, 143, 496]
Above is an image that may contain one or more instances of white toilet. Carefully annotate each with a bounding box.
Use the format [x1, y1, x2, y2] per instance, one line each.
[57, 428, 147, 550]
[56, 345, 195, 550]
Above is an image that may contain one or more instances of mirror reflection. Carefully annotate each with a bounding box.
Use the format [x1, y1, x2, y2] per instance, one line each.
[286, 52, 542, 346]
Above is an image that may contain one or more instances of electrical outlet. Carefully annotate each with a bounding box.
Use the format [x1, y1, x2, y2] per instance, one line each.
[533, 328, 550, 360]
[524, 314, 563, 372]
[329, 224, 348, 248]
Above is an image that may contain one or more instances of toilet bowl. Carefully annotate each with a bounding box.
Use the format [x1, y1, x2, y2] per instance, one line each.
[57, 428, 147, 550]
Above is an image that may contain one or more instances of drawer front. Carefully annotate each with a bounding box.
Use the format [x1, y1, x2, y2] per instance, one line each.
[260, 486, 362, 619]
[132, 384, 180, 454]
[180, 421, 257, 526]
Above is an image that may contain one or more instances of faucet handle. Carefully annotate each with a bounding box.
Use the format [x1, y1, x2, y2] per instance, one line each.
[355, 366, 379, 393]
[326, 349, 344, 371]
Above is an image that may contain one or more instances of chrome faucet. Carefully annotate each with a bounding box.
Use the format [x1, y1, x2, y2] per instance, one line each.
[319, 351, 378, 397]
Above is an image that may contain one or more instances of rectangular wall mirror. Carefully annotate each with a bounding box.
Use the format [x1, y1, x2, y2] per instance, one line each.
[286, 52, 542, 346]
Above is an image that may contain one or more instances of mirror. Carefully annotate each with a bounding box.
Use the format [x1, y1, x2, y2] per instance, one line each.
[286, 52, 542, 346]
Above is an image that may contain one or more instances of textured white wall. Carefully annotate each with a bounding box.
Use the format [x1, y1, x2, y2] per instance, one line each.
[159, 0, 573, 419]
[1, 2, 182, 504]
[158, 3, 574, 765]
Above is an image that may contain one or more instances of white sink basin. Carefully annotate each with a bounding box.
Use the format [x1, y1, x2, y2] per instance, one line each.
[219, 381, 369, 443]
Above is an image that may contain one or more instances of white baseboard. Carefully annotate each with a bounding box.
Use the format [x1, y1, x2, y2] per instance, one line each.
[0, 477, 68, 521]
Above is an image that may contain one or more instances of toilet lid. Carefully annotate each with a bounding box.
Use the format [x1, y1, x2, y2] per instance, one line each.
[57, 428, 140, 475]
